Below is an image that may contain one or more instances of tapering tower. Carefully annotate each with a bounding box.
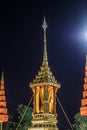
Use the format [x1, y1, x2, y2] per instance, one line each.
[0, 72, 8, 130]
[28, 18, 60, 130]
[80, 55, 87, 116]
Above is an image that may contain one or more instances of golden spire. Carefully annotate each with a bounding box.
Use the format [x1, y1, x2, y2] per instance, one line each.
[1, 71, 4, 81]
[42, 16, 48, 66]
[30, 17, 60, 88]
[86, 55, 87, 65]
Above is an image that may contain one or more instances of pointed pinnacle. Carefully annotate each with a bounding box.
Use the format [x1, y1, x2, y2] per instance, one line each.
[1, 71, 4, 80]
[86, 55, 87, 65]
[42, 17, 48, 66]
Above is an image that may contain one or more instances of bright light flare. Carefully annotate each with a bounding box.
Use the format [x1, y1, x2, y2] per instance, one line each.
[72, 30, 87, 43]
[84, 32, 87, 40]
[77, 24, 87, 42]
[66, 29, 87, 43]
[66, 22, 87, 44]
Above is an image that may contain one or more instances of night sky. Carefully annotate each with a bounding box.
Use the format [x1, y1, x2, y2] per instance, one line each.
[0, 0, 87, 129]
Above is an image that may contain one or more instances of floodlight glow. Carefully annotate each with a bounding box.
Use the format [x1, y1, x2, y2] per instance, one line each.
[84, 32, 87, 40]
[72, 30, 87, 43]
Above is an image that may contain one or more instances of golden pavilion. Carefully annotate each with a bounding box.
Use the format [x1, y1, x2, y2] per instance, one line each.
[28, 17, 60, 130]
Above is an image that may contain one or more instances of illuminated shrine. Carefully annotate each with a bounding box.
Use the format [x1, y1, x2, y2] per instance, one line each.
[28, 17, 60, 130]
[80, 55, 87, 116]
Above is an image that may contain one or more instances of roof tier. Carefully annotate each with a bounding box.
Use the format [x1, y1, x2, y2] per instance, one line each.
[30, 62, 60, 87]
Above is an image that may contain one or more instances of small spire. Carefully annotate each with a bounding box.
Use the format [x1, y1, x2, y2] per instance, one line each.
[1, 71, 4, 80]
[42, 16, 48, 66]
[86, 55, 87, 65]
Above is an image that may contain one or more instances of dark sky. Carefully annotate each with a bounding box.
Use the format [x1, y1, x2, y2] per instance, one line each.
[0, 0, 87, 129]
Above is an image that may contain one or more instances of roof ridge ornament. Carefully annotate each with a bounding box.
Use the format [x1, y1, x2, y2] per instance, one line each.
[42, 16, 48, 66]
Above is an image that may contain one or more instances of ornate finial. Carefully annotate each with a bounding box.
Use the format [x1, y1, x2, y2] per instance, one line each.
[42, 16, 48, 30]
[86, 55, 87, 65]
[1, 71, 4, 80]
[42, 16, 48, 66]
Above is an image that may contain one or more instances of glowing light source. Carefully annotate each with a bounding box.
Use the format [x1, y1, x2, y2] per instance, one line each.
[66, 21, 87, 44]
[84, 32, 87, 40]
